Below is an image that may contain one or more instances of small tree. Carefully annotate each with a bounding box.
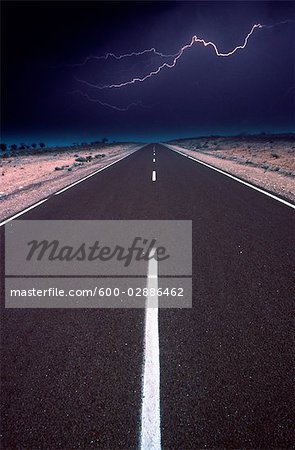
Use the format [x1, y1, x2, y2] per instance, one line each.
[39, 142, 46, 148]
[0, 143, 7, 152]
[31, 143, 37, 149]
[10, 144, 18, 151]
[19, 143, 26, 150]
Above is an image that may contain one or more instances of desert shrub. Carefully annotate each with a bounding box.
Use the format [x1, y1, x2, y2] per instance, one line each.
[75, 157, 87, 162]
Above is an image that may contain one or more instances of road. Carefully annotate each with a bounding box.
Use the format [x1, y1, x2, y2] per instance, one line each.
[1, 143, 294, 449]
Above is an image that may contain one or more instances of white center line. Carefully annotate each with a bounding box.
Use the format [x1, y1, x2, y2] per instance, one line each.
[153, 158, 156, 163]
[152, 170, 157, 182]
[140, 249, 161, 450]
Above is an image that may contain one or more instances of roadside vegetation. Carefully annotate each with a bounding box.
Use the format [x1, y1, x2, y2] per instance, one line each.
[0, 138, 111, 158]
[168, 133, 295, 178]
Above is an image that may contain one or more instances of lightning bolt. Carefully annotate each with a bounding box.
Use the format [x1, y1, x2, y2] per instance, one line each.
[71, 90, 148, 111]
[67, 48, 177, 67]
[76, 23, 264, 90]
[72, 20, 294, 109]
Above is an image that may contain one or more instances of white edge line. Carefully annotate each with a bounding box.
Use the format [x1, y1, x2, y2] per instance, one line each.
[163, 144, 295, 210]
[53, 150, 135, 195]
[0, 145, 146, 227]
[0, 199, 49, 227]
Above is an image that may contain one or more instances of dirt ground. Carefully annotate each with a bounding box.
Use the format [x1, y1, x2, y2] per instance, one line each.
[167, 135, 295, 203]
[0, 143, 141, 221]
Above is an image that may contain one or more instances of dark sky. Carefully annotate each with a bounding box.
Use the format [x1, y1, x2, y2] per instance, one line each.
[2, 1, 295, 145]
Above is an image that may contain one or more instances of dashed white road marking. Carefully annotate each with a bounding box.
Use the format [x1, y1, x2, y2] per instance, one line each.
[164, 144, 295, 210]
[152, 170, 157, 182]
[140, 249, 161, 450]
[153, 158, 156, 163]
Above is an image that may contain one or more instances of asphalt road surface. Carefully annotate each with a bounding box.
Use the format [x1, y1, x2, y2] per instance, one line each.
[1, 144, 294, 449]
